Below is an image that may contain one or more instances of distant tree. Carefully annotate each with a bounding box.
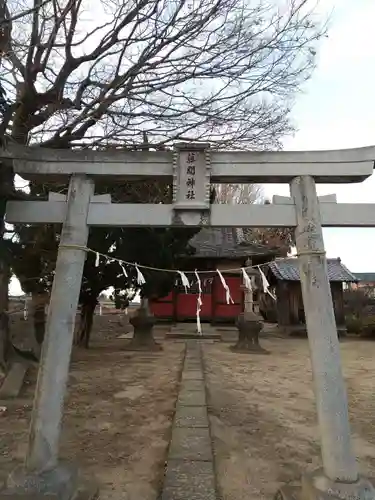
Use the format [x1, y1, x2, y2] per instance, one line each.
[215, 184, 263, 205]
[343, 288, 373, 320]
[74, 227, 137, 349]
[10, 222, 57, 347]
[0, 83, 8, 116]
[117, 227, 198, 349]
[251, 199, 294, 255]
[215, 186, 294, 255]
[111, 290, 135, 311]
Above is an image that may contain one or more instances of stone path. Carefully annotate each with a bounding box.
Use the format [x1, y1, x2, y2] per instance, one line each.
[161, 340, 217, 500]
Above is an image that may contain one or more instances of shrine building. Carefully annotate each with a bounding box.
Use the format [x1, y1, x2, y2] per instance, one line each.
[150, 228, 358, 328]
[149, 227, 282, 324]
[262, 258, 358, 334]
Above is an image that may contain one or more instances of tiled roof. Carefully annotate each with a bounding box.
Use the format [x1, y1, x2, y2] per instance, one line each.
[189, 228, 279, 259]
[267, 258, 358, 282]
[354, 273, 375, 282]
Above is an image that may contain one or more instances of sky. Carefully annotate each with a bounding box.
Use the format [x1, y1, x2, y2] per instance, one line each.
[8, 0, 375, 295]
[265, 0, 375, 274]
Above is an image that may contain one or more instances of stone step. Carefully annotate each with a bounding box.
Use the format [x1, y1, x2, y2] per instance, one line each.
[166, 323, 222, 340]
[166, 332, 221, 340]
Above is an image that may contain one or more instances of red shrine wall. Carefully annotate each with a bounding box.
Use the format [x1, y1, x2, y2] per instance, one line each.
[150, 273, 243, 323]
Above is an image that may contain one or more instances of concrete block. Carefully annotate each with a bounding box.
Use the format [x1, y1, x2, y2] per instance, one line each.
[182, 371, 203, 381]
[181, 380, 205, 391]
[178, 389, 206, 407]
[185, 352, 200, 359]
[175, 405, 209, 428]
[184, 362, 202, 371]
[166, 332, 221, 340]
[0, 363, 28, 399]
[169, 428, 212, 461]
[162, 460, 216, 500]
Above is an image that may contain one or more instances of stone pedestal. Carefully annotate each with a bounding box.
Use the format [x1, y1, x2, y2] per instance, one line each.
[275, 469, 375, 500]
[230, 311, 269, 354]
[126, 306, 162, 351]
[1, 463, 98, 500]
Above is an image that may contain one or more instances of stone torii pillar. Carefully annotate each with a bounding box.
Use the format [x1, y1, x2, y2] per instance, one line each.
[276, 176, 375, 500]
[3, 175, 97, 500]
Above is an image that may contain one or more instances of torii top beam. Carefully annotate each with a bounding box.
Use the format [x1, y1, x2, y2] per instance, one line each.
[1, 144, 374, 183]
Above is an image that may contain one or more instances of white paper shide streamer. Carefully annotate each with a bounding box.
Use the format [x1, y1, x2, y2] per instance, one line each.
[135, 265, 146, 285]
[194, 270, 203, 335]
[241, 268, 253, 291]
[216, 269, 234, 304]
[95, 252, 100, 267]
[258, 266, 276, 300]
[178, 271, 191, 293]
[120, 262, 128, 278]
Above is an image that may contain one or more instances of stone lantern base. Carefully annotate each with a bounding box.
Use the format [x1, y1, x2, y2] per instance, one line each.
[230, 311, 269, 354]
[126, 306, 162, 351]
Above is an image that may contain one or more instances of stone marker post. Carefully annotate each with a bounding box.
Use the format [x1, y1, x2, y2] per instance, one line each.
[4, 175, 95, 499]
[277, 175, 375, 500]
[243, 257, 254, 313]
[231, 258, 268, 353]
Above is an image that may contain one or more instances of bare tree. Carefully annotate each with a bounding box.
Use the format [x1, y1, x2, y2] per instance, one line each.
[215, 184, 263, 204]
[1, 0, 52, 30]
[0, 0, 323, 148]
[0, 0, 324, 366]
[214, 184, 293, 254]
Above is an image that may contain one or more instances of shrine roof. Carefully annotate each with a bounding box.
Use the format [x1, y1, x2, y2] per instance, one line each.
[189, 227, 279, 259]
[267, 258, 358, 282]
[354, 272, 375, 282]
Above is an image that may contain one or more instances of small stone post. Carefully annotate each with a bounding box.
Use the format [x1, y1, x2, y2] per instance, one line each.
[127, 297, 162, 351]
[243, 257, 254, 313]
[277, 176, 375, 500]
[231, 259, 268, 353]
[4, 175, 95, 499]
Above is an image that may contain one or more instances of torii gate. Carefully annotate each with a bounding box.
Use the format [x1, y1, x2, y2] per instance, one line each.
[2, 143, 375, 500]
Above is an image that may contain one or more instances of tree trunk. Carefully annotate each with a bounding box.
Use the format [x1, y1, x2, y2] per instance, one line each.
[0, 162, 14, 373]
[126, 298, 162, 351]
[31, 292, 47, 345]
[75, 299, 97, 348]
[0, 268, 10, 372]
